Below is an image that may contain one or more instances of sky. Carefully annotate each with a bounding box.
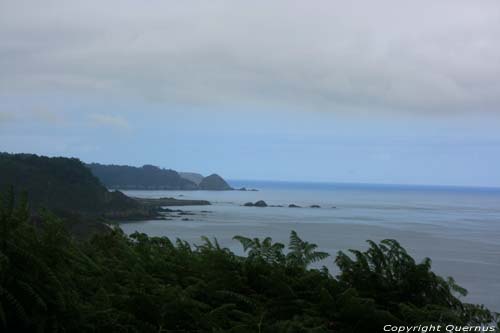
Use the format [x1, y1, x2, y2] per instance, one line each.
[1, 0, 500, 187]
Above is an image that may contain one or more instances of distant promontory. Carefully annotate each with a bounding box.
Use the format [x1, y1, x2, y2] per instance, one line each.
[199, 174, 233, 190]
[87, 163, 233, 191]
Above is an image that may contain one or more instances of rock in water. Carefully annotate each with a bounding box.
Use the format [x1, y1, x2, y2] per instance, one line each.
[254, 200, 268, 207]
[244, 202, 254, 207]
[288, 204, 301, 208]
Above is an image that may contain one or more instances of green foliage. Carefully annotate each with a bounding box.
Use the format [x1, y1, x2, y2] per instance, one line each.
[287, 230, 330, 269]
[232, 230, 330, 269]
[233, 235, 286, 264]
[335, 239, 497, 328]
[0, 191, 498, 332]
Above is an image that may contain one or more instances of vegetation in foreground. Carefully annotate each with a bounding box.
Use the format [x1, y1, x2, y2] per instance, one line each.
[0, 190, 498, 332]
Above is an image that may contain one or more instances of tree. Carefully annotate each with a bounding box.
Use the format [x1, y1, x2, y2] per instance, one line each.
[286, 230, 330, 269]
[233, 235, 285, 264]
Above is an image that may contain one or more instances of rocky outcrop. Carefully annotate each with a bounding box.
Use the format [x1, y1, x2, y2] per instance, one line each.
[243, 200, 268, 207]
[237, 187, 259, 191]
[310, 205, 321, 208]
[199, 174, 233, 190]
[288, 204, 301, 208]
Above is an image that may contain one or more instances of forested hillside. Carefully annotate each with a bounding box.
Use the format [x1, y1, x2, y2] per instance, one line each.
[88, 163, 199, 190]
[0, 153, 154, 220]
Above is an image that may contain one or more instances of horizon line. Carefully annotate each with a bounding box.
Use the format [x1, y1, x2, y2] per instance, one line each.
[228, 178, 500, 191]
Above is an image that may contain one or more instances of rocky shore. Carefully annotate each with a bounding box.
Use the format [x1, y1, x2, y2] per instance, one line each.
[105, 197, 211, 222]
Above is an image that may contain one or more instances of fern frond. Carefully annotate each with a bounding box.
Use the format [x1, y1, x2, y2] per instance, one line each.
[233, 236, 253, 252]
[307, 251, 330, 263]
[288, 230, 302, 252]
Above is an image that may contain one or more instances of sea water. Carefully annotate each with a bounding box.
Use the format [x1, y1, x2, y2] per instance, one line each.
[120, 181, 500, 311]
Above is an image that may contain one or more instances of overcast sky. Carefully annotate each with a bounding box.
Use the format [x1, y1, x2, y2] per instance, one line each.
[1, 1, 500, 186]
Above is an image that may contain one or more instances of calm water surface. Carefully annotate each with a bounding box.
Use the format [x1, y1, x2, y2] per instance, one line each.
[120, 181, 500, 311]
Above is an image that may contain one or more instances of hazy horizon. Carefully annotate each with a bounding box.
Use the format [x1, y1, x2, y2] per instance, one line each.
[2, 1, 500, 187]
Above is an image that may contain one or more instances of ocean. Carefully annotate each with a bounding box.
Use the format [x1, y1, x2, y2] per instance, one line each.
[120, 180, 500, 311]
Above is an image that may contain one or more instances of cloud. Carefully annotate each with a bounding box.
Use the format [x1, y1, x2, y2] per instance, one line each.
[89, 114, 130, 130]
[1, 0, 500, 115]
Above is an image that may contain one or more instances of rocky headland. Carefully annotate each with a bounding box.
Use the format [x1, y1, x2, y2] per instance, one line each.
[198, 174, 233, 190]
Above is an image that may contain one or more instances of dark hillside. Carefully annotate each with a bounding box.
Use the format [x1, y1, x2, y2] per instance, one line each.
[88, 163, 198, 190]
[0, 153, 149, 218]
